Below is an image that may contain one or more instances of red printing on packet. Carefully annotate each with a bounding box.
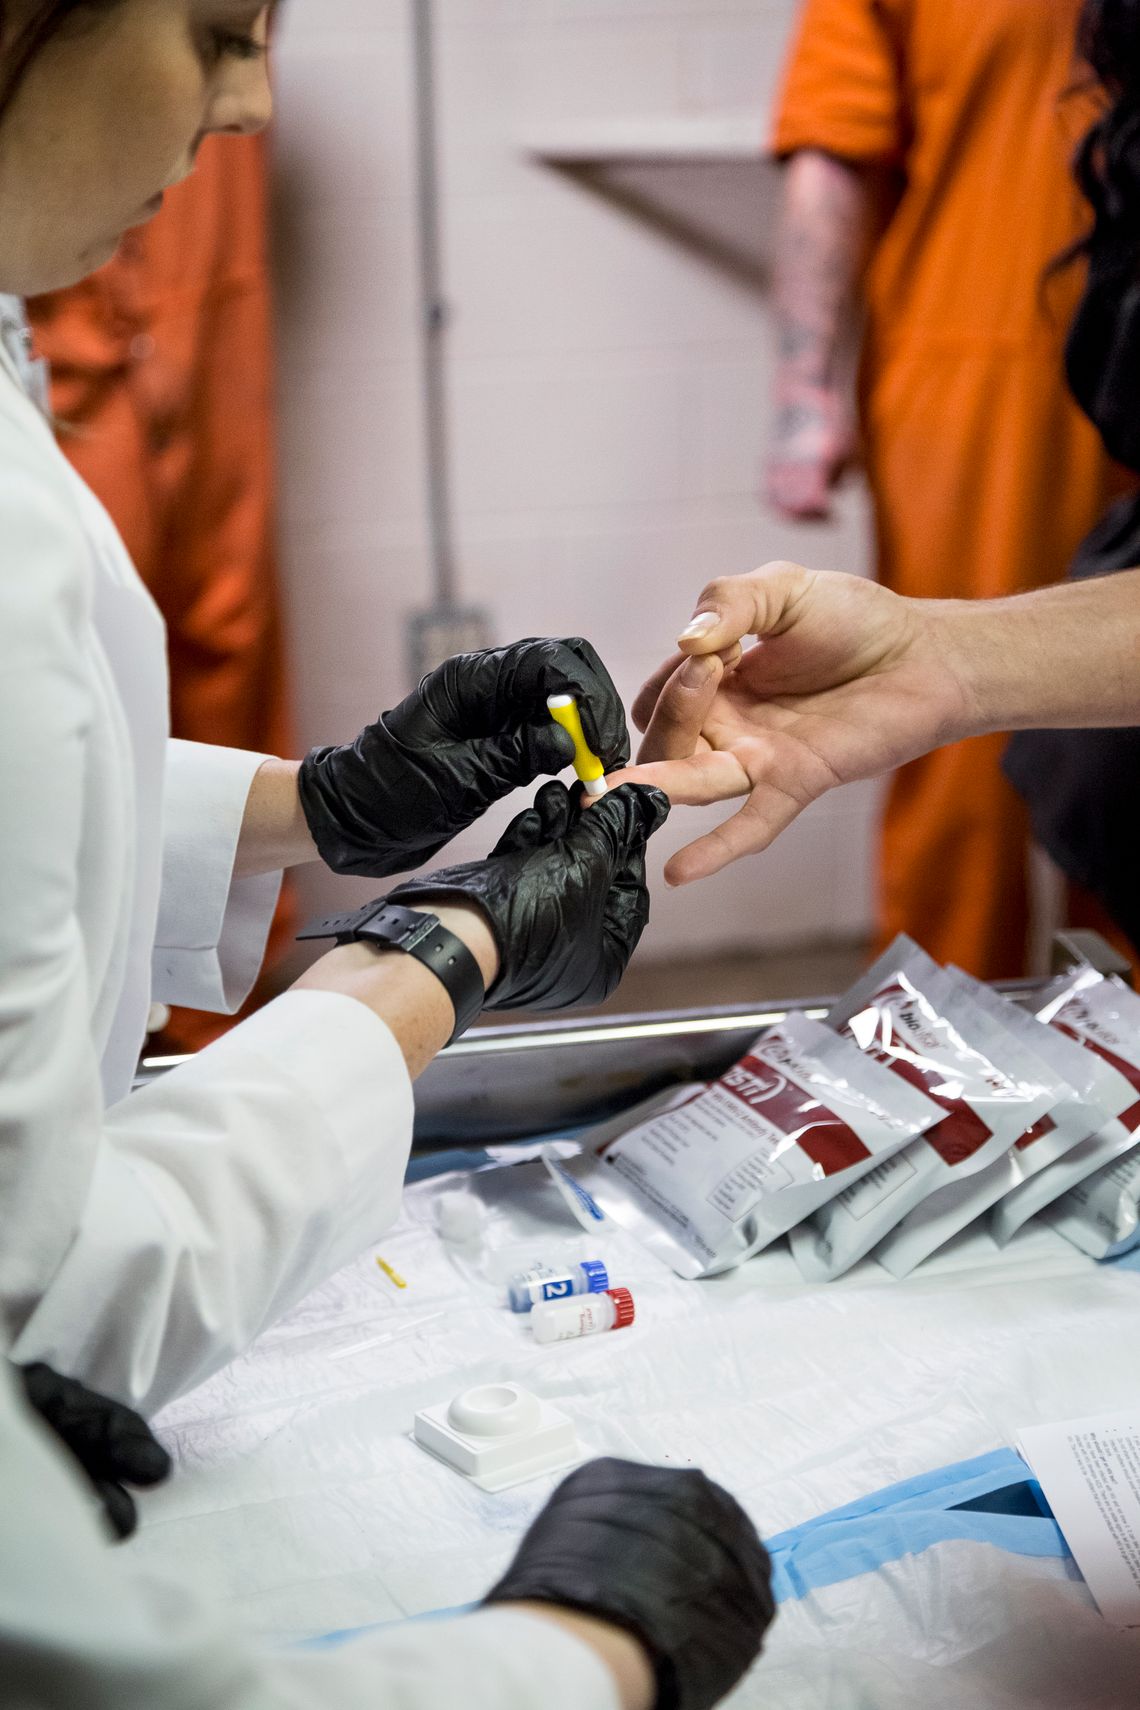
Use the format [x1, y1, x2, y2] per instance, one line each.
[1053, 1021, 1140, 1132]
[721, 1057, 871, 1176]
[840, 981, 993, 1168]
[1016, 1114, 1058, 1152]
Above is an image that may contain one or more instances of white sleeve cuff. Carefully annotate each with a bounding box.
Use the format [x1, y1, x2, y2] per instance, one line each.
[153, 740, 281, 1014]
[277, 1609, 622, 1710]
[12, 991, 415, 1414]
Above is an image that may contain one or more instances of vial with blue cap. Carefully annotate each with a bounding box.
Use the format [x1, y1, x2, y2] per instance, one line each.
[507, 1259, 609, 1313]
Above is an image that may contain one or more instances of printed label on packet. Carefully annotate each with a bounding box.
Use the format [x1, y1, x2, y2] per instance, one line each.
[791, 939, 1061, 1282]
[1015, 1114, 1058, 1152]
[1045, 982, 1140, 1134]
[843, 977, 1003, 1168]
[1044, 1146, 1140, 1259]
[1034, 974, 1140, 1259]
[605, 1067, 846, 1242]
[867, 966, 1096, 1263]
[836, 1150, 919, 1219]
[867, 971, 1070, 1278]
[991, 1119, 1137, 1246]
[920, 966, 1138, 1248]
[560, 1011, 941, 1279]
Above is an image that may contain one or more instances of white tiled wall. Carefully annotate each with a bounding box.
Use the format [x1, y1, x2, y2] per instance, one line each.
[272, 0, 878, 962]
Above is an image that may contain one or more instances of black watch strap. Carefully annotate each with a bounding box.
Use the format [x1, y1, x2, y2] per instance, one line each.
[298, 899, 484, 1045]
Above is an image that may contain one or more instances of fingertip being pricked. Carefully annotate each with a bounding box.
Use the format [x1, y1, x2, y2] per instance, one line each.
[678, 652, 719, 691]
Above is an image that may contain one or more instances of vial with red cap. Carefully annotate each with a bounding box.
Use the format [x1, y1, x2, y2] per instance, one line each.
[529, 1287, 635, 1345]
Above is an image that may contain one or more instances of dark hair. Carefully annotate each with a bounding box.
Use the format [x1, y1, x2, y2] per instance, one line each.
[0, 2, 120, 126]
[1073, 0, 1140, 276]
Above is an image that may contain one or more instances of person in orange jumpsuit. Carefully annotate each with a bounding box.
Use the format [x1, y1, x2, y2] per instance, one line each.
[767, 0, 1127, 978]
[28, 132, 293, 1052]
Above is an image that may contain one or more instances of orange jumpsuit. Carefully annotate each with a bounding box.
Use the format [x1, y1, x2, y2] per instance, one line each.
[28, 134, 293, 1051]
[773, 0, 1125, 978]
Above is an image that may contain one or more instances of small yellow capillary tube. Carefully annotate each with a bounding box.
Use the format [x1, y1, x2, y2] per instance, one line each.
[546, 694, 608, 798]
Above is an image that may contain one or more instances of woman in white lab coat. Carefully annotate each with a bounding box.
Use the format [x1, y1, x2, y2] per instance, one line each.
[0, 4, 774, 1708]
[0, 294, 649, 1417]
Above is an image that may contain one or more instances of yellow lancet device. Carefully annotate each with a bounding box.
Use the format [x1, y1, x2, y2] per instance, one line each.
[546, 694, 608, 798]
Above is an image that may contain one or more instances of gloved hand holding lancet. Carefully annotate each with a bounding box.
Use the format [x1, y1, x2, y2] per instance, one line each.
[388, 779, 668, 1012]
[298, 637, 629, 877]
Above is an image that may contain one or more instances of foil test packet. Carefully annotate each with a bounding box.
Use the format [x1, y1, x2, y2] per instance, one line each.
[985, 967, 1140, 1246]
[561, 1010, 941, 1280]
[791, 937, 1065, 1282]
[1033, 972, 1140, 1260]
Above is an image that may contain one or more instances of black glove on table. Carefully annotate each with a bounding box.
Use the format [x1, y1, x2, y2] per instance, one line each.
[388, 779, 668, 1011]
[17, 1362, 172, 1541]
[485, 1456, 775, 1710]
[299, 637, 629, 877]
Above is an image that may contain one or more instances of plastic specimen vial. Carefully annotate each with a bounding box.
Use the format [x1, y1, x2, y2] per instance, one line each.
[507, 1259, 609, 1313]
[530, 1288, 635, 1345]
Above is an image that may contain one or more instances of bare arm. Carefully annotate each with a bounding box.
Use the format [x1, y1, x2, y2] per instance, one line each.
[231, 766, 491, 1076]
[234, 757, 316, 876]
[950, 572, 1140, 733]
[613, 562, 1140, 883]
[514, 1608, 654, 1710]
[292, 900, 499, 1080]
[767, 149, 884, 521]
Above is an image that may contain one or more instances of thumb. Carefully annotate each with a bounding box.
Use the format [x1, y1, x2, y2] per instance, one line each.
[635, 652, 723, 766]
[675, 561, 816, 656]
[489, 779, 574, 857]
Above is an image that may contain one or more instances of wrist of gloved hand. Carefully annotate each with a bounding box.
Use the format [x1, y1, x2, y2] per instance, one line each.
[484, 1457, 775, 1710]
[298, 637, 630, 878]
[17, 1362, 172, 1541]
[387, 779, 668, 1012]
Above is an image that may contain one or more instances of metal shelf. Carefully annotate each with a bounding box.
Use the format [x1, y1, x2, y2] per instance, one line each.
[521, 109, 770, 166]
[138, 933, 1131, 1151]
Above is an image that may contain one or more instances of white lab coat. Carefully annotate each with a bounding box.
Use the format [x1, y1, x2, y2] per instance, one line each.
[0, 340, 618, 1710]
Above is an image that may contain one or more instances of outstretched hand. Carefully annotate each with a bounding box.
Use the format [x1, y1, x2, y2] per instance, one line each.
[610, 562, 978, 885]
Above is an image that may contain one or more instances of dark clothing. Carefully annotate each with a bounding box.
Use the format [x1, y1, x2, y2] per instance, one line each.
[1004, 494, 1140, 955]
[1003, 257, 1140, 955]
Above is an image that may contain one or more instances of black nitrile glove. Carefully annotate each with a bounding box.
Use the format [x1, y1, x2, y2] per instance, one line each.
[298, 637, 630, 878]
[17, 1363, 172, 1541]
[484, 1457, 775, 1710]
[389, 780, 668, 1011]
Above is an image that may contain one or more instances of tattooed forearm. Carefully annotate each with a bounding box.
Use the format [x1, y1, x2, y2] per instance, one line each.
[774, 149, 879, 385]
